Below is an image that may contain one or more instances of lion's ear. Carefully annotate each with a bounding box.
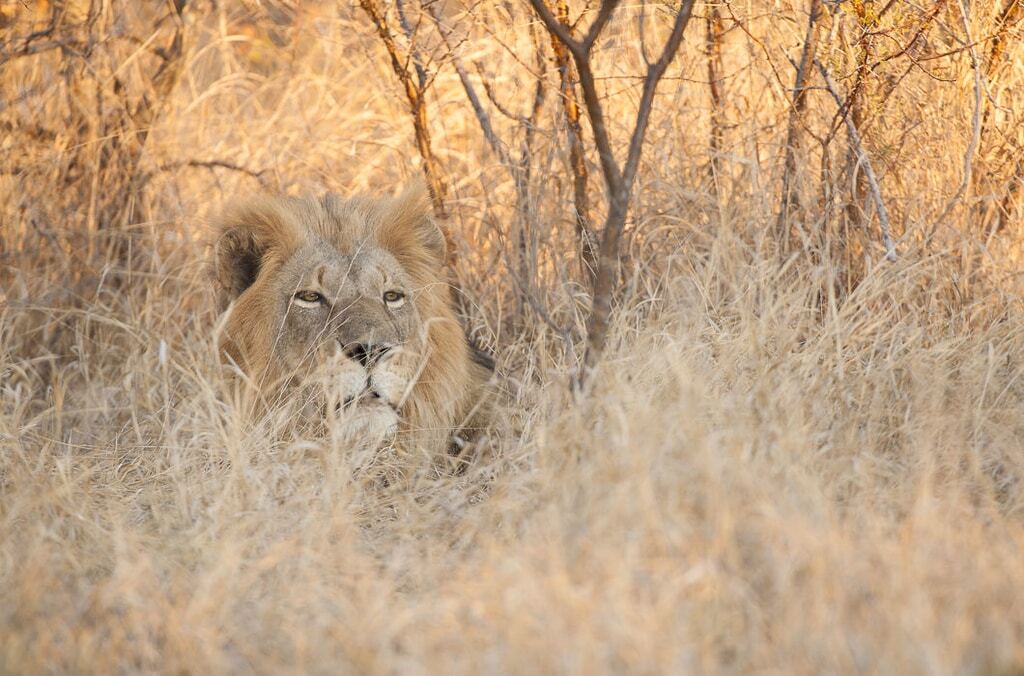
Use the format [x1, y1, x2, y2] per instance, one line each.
[212, 196, 305, 308]
[381, 181, 448, 267]
[214, 227, 266, 305]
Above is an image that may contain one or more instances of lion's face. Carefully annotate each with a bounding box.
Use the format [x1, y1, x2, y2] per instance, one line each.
[213, 184, 488, 454]
[268, 241, 420, 384]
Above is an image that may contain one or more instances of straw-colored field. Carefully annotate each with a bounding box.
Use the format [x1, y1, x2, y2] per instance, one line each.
[2, 1, 1023, 672]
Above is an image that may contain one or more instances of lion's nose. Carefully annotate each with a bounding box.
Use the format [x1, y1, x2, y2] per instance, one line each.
[344, 343, 391, 368]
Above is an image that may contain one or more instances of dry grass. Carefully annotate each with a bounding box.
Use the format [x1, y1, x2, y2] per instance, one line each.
[2, 1, 1024, 673]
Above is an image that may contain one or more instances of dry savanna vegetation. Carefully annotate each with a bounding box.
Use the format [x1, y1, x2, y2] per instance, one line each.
[2, 0, 1024, 672]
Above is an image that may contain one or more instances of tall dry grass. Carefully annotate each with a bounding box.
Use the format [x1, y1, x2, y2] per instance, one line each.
[2, 1, 1024, 672]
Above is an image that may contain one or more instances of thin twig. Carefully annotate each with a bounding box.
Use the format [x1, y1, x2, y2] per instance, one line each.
[156, 159, 268, 184]
[425, 5, 512, 166]
[474, 63, 529, 124]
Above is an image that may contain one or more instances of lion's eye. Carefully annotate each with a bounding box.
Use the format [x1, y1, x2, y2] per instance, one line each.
[293, 290, 324, 307]
[383, 290, 405, 308]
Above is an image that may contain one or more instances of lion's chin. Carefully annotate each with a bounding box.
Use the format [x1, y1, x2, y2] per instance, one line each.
[323, 387, 399, 440]
[344, 398, 400, 441]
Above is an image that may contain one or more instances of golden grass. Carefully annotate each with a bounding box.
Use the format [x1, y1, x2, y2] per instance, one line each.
[2, 1, 1024, 672]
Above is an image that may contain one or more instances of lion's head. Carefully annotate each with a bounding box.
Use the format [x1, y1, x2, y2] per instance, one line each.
[213, 183, 492, 455]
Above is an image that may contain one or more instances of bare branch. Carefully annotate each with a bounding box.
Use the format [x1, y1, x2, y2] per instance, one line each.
[529, 0, 696, 385]
[935, 0, 983, 225]
[424, 4, 512, 166]
[527, 0, 584, 54]
[543, 3, 623, 190]
[358, 0, 449, 218]
[581, 0, 621, 50]
[549, 0, 596, 278]
[841, 0, 879, 233]
[158, 159, 268, 182]
[706, 3, 726, 188]
[816, 60, 898, 262]
[474, 64, 529, 123]
[866, 0, 946, 72]
[395, 0, 429, 90]
[776, 0, 823, 243]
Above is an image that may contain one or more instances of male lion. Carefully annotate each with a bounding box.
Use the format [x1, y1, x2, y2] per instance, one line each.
[213, 183, 493, 457]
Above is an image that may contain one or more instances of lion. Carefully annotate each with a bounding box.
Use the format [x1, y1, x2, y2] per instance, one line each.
[212, 182, 494, 458]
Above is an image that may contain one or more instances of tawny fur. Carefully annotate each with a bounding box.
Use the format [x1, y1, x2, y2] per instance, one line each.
[213, 183, 492, 457]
